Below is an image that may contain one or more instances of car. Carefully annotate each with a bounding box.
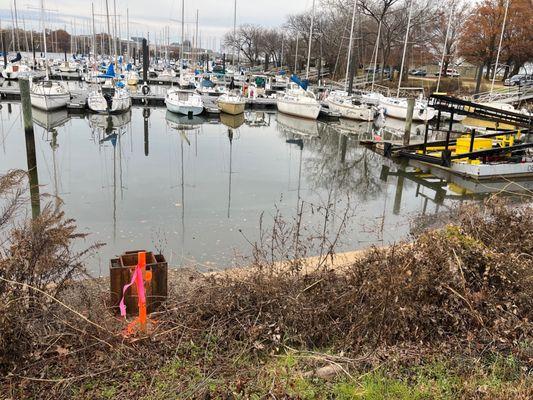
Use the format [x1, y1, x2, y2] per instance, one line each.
[504, 74, 533, 86]
[409, 69, 427, 77]
[434, 68, 460, 77]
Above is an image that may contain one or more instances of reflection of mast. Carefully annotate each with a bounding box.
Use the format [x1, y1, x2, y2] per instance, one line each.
[180, 131, 185, 260]
[50, 129, 60, 209]
[227, 128, 233, 218]
[286, 137, 303, 257]
[143, 108, 150, 156]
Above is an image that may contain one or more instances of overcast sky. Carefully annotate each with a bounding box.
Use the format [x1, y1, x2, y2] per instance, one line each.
[0, 0, 314, 50]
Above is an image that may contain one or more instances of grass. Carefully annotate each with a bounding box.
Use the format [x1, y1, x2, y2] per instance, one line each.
[72, 350, 530, 399]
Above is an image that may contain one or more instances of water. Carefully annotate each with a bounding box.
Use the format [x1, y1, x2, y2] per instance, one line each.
[1, 102, 527, 274]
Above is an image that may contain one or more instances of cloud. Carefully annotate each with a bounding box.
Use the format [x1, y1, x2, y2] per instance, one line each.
[1, 0, 313, 49]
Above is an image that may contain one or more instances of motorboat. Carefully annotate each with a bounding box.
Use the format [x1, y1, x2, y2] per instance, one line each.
[30, 80, 70, 110]
[276, 84, 321, 120]
[217, 92, 246, 115]
[165, 88, 204, 116]
[379, 96, 436, 121]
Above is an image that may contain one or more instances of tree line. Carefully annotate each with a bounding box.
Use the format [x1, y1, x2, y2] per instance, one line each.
[223, 0, 532, 81]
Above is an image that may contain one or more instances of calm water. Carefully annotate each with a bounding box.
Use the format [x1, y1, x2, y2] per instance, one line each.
[1, 101, 526, 274]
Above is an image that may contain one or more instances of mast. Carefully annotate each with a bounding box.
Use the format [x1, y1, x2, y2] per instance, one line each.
[305, 0, 315, 80]
[105, 0, 112, 56]
[181, 0, 185, 66]
[232, 0, 237, 65]
[13, 0, 20, 50]
[113, 0, 118, 57]
[397, 0, 413, 97]
[40, 0, 48, 79]
[195, 10, 198, 66]
[126, 9, 129, 61]
[371, 20, 381, 92]
[490, 0, 509, 94]
[436, 1, 454, 93]
[294, 32, 299, 73]
[344, 0, 357, 92]
[92, 2, 97, 56]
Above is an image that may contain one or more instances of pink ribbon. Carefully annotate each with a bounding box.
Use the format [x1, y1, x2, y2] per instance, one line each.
[119, 265, 146, 317]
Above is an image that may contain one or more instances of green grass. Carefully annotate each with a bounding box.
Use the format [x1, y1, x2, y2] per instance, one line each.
[67, 351, 530, 399]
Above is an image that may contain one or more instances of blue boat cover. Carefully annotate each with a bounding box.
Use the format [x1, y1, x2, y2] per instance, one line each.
[290, 74, 308, 90]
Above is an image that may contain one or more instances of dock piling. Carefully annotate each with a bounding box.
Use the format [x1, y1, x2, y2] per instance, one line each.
[20, 79, 40, 218]
[403, 98, 415, 146]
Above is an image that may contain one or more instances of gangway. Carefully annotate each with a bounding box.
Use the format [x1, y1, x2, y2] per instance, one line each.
[472, 82, 533, 104]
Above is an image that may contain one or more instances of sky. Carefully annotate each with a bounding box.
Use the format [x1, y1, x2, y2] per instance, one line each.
[0, 0, 314, 51]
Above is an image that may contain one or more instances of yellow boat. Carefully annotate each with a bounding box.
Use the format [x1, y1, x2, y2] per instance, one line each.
[217, 93, 246, 115]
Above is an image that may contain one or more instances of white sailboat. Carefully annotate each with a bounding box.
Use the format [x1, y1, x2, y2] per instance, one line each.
[276, 0, 321, 120]
[2, 62, 31, 80]
[87, 0, 131, 114]
[165, 88, 204, 116]
[325, 1, 376, 122]
[378, 0, 435, 121]
[30, 0, 70, 111]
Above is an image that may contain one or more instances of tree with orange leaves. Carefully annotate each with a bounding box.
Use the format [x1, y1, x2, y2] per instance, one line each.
[459, 0, 533, 80]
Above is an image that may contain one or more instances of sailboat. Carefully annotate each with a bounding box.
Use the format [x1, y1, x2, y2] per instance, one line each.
[30, 0, 70, 111]
[325, 1, 377, 122]
[165, 88, 204, 116]
[276, 0, 321, 120]
[87, 63, 132, 113]
[217, 92, 246, 115]
[378, 0, 435, 121]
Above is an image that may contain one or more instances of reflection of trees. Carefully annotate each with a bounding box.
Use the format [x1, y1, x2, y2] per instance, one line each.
[277, 121, 384, 201]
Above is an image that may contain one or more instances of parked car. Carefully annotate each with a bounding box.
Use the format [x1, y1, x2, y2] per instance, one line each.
[434, 68, 460, 77]
[504, 74, 533, 86]
[409, 69, 427, 77]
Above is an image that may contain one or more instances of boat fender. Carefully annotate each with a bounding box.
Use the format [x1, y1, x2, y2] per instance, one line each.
[142, 84, 150, 95]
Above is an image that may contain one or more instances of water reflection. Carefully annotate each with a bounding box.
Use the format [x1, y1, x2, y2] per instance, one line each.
[0, 102, 530, 273]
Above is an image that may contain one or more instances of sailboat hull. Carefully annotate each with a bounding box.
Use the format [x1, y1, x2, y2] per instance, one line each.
[326, 99, 375, 121]
[276, 98, 321, 120]
[380, 98, 436, 121]
[88, 90, 132, 114]
[218, 100, 245, 115]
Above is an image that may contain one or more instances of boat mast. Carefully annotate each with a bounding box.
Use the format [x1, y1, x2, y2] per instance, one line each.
[436, 0, 454, 93]
[195, 10, 199, 66]
[305, 0, 315, 81]
[397, 0, 413, 97]
[180, 0, 185, 67]
[294, 32, 299, 73]
[490, 0, 509, 94]
[105, 0, 112, 56]
[371, 20, 381, 92]
[344, 0, 357, 92]
[232, 0, 237, 66]
[92, 2, 97, 56]
[113, 0, 118, 57]
[13, 0, 20, 50]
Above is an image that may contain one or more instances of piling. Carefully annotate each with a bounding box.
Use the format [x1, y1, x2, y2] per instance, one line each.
[20, 79, 40, 218]
[64, 50, 67, 62]
[143, 108, 150, 156]
[403, 98, 415, 146]
[142, 38, 148, 83]
[222, 53, 226, 74]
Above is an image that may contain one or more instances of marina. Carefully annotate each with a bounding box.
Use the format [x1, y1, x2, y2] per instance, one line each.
[0, 0, 532, 397]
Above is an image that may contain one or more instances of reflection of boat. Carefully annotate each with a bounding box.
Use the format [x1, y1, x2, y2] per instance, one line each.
[165, 110, 204, 130]
[334, 118, 373, 137]
[220, 112, 245, 129]
[88, 110, 132, 130]
[276, 112, 319, 137]
[382, 115, 427, 135]
[245, 111, 271, 127]
[32, 107, 70, 130]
